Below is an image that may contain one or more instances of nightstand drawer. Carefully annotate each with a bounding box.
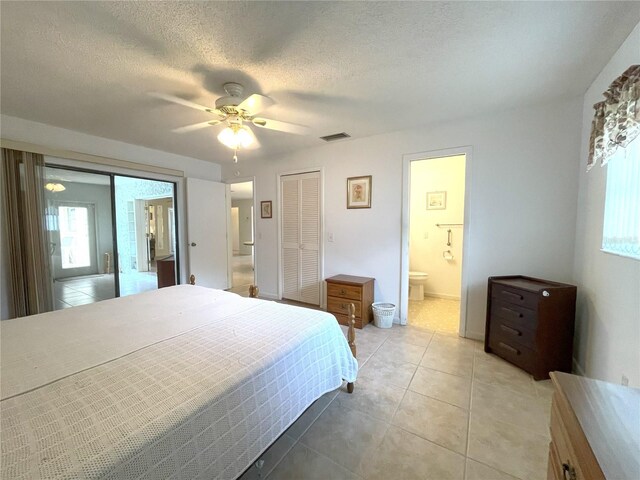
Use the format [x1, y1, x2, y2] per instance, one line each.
[334, 313, 365, 330]
[327, 283, 362, 301]
[327, 297, 362, 317]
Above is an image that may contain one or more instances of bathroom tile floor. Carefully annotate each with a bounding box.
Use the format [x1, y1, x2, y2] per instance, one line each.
[240, 322, 553, 480]
[409, 296, 461, 334]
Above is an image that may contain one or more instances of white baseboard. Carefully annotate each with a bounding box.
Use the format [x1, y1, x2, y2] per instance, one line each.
[424, 292, 461, 301]
[259, 292, 280, 300]
[572, 357, 585, 376]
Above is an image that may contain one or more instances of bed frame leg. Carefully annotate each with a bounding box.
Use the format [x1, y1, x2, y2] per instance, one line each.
[347, 303, 357, 394]
[249, 285, 259, 298]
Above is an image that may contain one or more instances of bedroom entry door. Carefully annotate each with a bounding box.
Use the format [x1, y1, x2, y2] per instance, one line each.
[186, 178, 229, 289]
[281, 171, 321, 305]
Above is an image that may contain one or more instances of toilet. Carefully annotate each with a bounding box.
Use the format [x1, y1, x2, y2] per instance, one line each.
[409, 271, 429, 301]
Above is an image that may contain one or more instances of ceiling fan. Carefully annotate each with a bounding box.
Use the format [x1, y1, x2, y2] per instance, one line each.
[150, 83, 309, 162]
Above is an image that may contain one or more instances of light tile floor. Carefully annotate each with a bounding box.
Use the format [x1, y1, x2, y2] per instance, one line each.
[53, 270, 158, 309]
[228, 254, 254, 296]
[240, 323, 553, 480]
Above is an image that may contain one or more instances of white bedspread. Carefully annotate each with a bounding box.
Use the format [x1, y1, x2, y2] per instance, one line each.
[0, 286, 358, 479]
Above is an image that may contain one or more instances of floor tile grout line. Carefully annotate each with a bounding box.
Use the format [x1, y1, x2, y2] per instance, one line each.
[295, 439, 366, 479]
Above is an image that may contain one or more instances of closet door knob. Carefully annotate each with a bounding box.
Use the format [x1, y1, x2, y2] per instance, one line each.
[190, 242, 197, 247]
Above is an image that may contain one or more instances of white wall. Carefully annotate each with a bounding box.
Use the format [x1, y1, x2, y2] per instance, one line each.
[573, 22, 640, 386]
[232, 199, 254, 255]
[410, 155, 466, 299]
[1, 115, 221, 180]
[223, 97, 582, 338]
[1, 115, 223, 319]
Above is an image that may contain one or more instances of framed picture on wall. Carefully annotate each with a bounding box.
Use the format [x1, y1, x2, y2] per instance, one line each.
[347, 175, 372, 209]
[426, 191, 447, 210]
[261, 200, 272, 218]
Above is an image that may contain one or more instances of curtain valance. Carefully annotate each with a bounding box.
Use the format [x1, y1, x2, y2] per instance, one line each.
[587, 65, 640, 170]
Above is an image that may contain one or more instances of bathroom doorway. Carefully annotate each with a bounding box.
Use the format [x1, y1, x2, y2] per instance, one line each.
[227, 180, 255, 295]
[401, 148, 470, 335]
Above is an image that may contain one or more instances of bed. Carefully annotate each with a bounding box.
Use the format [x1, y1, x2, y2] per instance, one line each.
[0, 284, 358, 479]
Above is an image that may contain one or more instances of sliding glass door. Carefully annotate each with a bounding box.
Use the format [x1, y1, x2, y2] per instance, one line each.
[45, 167, 116, 309]
[45, 165, 179, 309]
[113, 175, 177, 297]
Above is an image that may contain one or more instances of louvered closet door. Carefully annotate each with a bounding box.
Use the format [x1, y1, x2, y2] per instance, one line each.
[281, 172, 321, 305]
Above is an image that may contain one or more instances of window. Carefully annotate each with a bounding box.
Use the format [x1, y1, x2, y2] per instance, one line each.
[602, 137, 639, 260]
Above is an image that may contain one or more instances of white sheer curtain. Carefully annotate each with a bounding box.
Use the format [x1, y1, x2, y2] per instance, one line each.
[602, 137, 640, 259]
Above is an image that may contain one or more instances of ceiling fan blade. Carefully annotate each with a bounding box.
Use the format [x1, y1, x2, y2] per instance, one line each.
[172, 120, 222, 133]
[238, 94, 275, 116]
[149, 92, 213, 113]
[252, 117, 309, 135]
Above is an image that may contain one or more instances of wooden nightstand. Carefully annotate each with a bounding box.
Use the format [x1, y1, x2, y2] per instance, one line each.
[325, 275, 374, 329]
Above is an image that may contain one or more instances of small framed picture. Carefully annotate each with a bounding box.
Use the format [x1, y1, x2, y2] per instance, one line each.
[347, 176, 372, 209]
[260, 200, 272, 218]
[426, 191, 447, 210]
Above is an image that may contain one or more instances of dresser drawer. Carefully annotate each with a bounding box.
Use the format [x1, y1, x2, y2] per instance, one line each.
[327, 297, 362, 317]
[489, 315, 536, 349]
[490, 299, 538, 331]
[488, 334, 536, 373]
[549, 402, 585, 480]
[327, 283, 362, 301]
[492, 285, 539, 310]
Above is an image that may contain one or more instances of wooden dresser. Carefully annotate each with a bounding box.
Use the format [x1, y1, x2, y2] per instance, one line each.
[325, 275, 374, 329]
[548, 372, 640, 480]
[485, 276, 576, 380]
[156, 255, 176, 288]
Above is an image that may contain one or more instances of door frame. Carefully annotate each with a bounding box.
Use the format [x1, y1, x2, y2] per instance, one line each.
[276, 167, 324, 304]
[225, 176, 257, 290]
[400, 146, 473, 336]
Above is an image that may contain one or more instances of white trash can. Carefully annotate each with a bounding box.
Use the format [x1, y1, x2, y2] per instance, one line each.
[372, 302, 395, 328]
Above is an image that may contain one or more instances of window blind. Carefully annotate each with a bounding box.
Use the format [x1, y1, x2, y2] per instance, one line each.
[602, 137, 640, 260]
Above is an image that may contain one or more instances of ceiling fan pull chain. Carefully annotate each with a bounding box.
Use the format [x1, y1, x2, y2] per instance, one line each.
[233, 148, 239, 163]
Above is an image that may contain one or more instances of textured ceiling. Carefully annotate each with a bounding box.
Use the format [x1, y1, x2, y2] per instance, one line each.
[1, 1, 638, 164]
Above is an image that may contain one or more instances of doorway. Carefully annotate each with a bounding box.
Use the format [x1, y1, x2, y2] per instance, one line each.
[227, 180, 255, 295]
[401, 148, 471, 335]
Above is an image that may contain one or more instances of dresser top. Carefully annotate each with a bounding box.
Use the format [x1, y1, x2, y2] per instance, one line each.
[325, 275, 374, 286]
[490, 275, 575, 292]
[551, 372, 640, 478]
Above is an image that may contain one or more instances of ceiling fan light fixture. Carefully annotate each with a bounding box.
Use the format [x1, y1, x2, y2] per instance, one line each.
[45, 182, 66, 192]
[217, 124, 254, 150]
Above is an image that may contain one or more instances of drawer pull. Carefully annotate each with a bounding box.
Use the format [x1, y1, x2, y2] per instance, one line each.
[341, 303, 348, 310]
[340, 289, 346, 295]
[499, 342, 520, 355]
[500, 324, 521, 336]
[501, 290, 523, 301]
[501, 307, 524, 318]
[562, 462, 576, 480]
